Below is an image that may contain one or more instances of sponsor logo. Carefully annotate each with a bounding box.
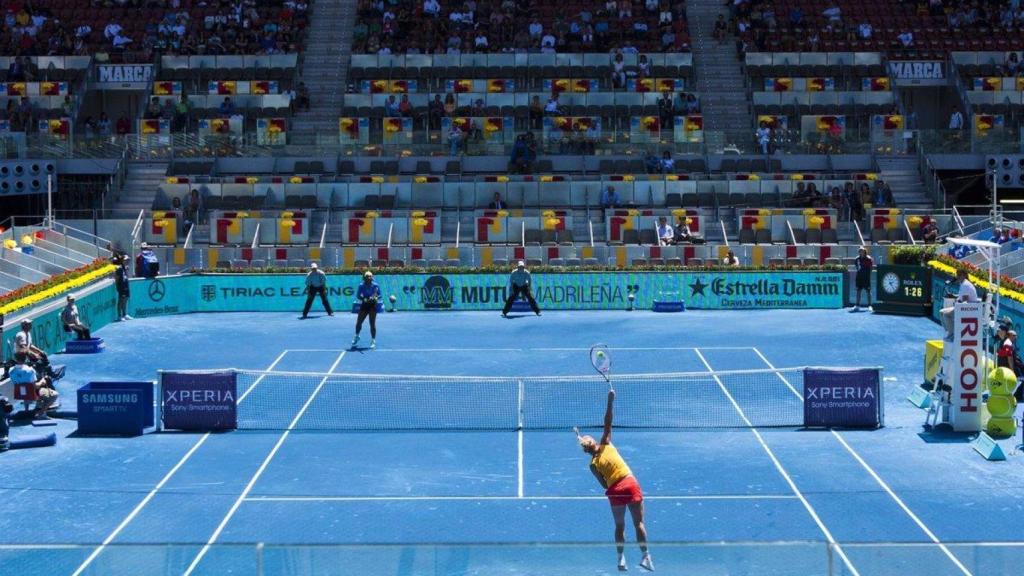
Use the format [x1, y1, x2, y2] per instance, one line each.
[97, 64, 153, 83]
[958, 313, 980, 413]
[81, 393, 140, 404]
[148, 279, 166, 302]
[888, 61, 944, 80]
[164, 389, 235, 403]
[201, 284, 217, 302]
[421, 275, 453, 309]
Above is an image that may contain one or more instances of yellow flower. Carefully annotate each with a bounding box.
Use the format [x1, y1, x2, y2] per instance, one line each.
[413, 218, 429, 227]
[0, 264, 117, 315]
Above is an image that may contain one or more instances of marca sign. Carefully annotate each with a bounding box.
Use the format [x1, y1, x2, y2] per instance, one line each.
[888, 61, 947, 85]
[95, 64, 154, 89]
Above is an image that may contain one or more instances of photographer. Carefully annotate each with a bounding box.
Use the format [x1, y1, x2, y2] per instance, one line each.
[10, 353, 58, 420]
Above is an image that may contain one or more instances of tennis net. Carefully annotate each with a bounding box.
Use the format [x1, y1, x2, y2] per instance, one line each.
[160, 366, 828, 430]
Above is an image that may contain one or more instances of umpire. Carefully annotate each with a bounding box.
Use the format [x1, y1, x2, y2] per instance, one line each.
[301, 263, 333, 319]
[502, 260, 541, 317]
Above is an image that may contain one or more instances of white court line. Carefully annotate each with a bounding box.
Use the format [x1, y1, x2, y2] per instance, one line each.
[751, 348, 974, 576]
[182, 350, 347, 576]
[70, 349, 292, 576]
[285, 347, 757, 353]
[243, 495, 799, 502]
[693, 349, 862, 576]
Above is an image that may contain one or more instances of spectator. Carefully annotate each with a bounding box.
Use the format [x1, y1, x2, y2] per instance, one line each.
[656, 216, 673, 246]
[184, 188, 202, 228]
[540, 31, 556, 53]
[135, 242, 159, 278]
[637, 54, 651, 79]
[489, 192, 507, 209]
[722, 249, 740, 266]
[114, 253, 131, 321]
[219, 96, 236, 116]
[544, 93, 562, 115]
[644, 151, 661, 174]
[848, 183, 865, 221]
[807, 182, 824, 206]
[1001, 228, 1013, 244]
[443, 93, 456, 116]
[660, 150, 674, 173]
[510, 134, 535, 174]
[398, 94, 413, 118]
[1005, 52, 1021, 76]
[859, 183, 872, 210]
[858, 22, 872, 39]
[295, 82, 310, 111]
[528, 18, 543, 37]
[822, 3, 841, 23]
[424, 0, 440, 16]
[448, 122, 463, 155]
[7, 56, 24, 81]
[174, 94, 192, 132]
[896, 30, 913, 48]
[97, 113, 111, 137]
[941, 269, 979, 340]
[529, 95, 543, 130]
[657, 91, 674, 128]
[61, 296, 91, 341]
[792, 181, 810, 207]
[611, 52, 626, 89]
[853, 247, 873, 311]
[384, 94, 400, 117]
[145, 97, 162, 119]
[829, 186, 845, 216]
[673, 215, 704, 244]
[948, 107, 964, 130]
[116, 113, 131, 134]
[428, 94, 444, 130]
[17, 97, 32, 129]
[10, 353, 57, 420]
[601, 185, 621, 210]
[921, 220, 939, 244]
[756, 121, 771, 154]
[685, 93, 700, 114]
[713, 14, 727, 43]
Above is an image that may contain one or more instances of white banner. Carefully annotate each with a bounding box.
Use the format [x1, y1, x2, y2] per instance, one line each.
[949, 301, 984, 432]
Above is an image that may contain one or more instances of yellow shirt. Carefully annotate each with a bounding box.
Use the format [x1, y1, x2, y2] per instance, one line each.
[591, 443, 632, 487]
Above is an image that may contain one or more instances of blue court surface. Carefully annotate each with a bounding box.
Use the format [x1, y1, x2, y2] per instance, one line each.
[3, 309, 1024, 575]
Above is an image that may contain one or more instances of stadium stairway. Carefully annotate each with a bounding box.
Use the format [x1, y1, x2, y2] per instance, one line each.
[687, 0, 754, 139]
[112, 162, 170, 214]
[289, 0, 357, 137]
[876, 156, 935, 210]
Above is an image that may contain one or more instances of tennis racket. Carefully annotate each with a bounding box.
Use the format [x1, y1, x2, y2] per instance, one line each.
[590, 343, 612, 390]
[572, 426, 582, 442]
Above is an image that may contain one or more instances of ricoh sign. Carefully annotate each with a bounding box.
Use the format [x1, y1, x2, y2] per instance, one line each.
[951, 302, 984, 431]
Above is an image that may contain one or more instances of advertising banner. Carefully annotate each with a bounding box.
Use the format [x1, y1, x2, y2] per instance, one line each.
[161, 370, 237, 431]
[77, 381, 154, 436]
[130, 272, 845, 317]
[803, 368, 882, 428]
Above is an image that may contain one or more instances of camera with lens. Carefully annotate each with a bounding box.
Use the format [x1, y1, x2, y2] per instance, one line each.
[0, 397, 13, 414]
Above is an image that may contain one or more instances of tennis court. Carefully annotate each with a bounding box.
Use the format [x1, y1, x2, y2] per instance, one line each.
[3, 309, 1024, 575]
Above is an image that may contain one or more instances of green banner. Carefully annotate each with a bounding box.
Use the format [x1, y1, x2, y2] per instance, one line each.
[129, 272, 845, 317]
[3, 283, 119, 359]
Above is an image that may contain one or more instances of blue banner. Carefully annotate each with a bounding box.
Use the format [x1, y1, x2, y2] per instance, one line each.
[803, 368, 881, 428]
[77, 381, 153, 436]
[161, 371, 237, 431]
[130, 272, 845, 317]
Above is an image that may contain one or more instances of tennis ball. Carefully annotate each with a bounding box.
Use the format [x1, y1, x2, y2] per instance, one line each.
[986, 417, 1018, 438]
[987, 395, 1017, 419]
[987, 367, 1017, 396]
[596, 351, 605, 358]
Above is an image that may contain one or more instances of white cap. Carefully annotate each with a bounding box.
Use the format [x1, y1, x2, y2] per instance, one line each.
[140, 242, 149, 249]
[364, 270, 373, 277]
[310, 262, 318, 269]
[517, 260, 525, 267]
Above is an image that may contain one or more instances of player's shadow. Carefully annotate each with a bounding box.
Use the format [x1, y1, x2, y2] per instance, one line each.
[502, 314, 529, 319]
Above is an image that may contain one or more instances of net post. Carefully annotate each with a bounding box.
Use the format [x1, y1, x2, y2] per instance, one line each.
[826, 542, 834, 576]
[516, 379, 524, 430]
[256, 542, 264, 576]
[878, 367, 885, 428]
[154, 371, 163, 432]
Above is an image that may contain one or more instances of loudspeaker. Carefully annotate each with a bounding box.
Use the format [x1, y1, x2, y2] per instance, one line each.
[0, 160, 56, 196]
[987, 155, 1024, 189]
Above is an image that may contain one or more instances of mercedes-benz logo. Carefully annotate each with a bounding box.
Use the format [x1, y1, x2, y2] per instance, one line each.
[148, 279, 166, 302]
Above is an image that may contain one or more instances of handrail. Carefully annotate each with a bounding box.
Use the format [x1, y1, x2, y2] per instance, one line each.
[902, 217, 917, 245]
[318, 222, 327, 249]
[520, 220, 525, 247]
[853, 219, 866, 247]
[719, 220, 729, 246]
[386, 222, 394, 249]
[588, 220, 595, 247]
[455, 220, 461, 248]
[183, 223, 194, 248]
[952, 205, 965, 234]
[786, 220, 798, 245]
[251, 222, 260, 249]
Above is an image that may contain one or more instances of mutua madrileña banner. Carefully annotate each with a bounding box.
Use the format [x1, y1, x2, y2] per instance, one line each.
[131, 272, 844, 316]
[803, 368, 882, 428]
[161, 371, 237, 430]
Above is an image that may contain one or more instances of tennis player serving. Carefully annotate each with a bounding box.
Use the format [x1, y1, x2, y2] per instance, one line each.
[577, 389, 653, 572]
[351, 270, 381, 349]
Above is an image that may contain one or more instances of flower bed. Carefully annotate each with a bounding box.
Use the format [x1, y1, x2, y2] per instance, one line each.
[0, 260, 118, 316]
[192, 263, 847, 275]
[927, 255, 1024, 305]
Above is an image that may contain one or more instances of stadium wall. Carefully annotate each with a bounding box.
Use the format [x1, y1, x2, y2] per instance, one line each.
[1, 280, 119, 359]
[127, 272, 847, 316]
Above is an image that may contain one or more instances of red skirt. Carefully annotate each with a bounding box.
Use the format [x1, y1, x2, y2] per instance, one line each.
[605, 475, 643, 506]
